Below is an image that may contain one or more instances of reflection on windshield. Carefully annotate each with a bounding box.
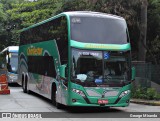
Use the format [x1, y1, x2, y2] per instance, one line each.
[9, 53, 18, 73]
[71, 16, 128, 44]
[71, 49, 130, 87]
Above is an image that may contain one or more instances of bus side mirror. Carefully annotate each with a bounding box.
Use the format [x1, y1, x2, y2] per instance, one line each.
[131, 67, 136, 81]
[60, 64, 67, 78]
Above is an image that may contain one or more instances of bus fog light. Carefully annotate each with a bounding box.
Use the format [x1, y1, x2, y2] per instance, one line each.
[119, 90, 130, 98]
[126, 100, 129, 103]
[72, 88, 85, 97]
[72, 99, 77, 102]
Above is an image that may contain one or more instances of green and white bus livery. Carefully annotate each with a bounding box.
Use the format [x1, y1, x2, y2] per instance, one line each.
[18, 11, 135, 108]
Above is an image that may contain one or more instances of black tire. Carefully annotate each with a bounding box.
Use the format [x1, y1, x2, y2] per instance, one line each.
[26, 76, 31, 94]
[51, 85, 56, 106]
[22, 75, 26, 93]
[23, 76, 27, 93]
[56, 103, 62, 109]
[51, 84, 62, 109]
[27, 89, 31, 94]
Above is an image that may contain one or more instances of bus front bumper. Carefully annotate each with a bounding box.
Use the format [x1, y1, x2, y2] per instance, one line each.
[68, 92, 131, 107]
[8, 75, 18, 83]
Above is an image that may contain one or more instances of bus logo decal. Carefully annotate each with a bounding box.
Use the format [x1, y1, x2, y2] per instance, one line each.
[27, 47, 43, 56]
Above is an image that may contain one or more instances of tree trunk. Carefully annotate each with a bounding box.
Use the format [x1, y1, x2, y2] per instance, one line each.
[138, 0, 148, 62]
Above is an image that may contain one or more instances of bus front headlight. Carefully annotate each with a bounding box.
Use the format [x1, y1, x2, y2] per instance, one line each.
[72, 88, 86, 97]
[119, 90, 130, 98]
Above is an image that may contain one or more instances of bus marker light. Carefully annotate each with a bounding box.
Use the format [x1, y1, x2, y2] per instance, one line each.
[126, 100, 129, 103]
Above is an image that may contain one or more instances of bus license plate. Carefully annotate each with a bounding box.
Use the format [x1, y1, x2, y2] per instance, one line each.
[98, 99, 108, 104]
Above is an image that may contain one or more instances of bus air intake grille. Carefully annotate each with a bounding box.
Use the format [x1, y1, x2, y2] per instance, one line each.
[86, 89, 101, 97]
[104, 90, 119, 97]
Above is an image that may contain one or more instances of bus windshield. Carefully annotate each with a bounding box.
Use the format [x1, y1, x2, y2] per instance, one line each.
[9, 53, 18, 73]
[71, 49, 130, 87]
[70, 16, 128, 44]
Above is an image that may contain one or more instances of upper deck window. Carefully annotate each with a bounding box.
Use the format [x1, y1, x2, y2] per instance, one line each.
[70, 15, 128, 44]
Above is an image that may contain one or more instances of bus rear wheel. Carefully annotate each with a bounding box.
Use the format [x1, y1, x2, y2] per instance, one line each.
[22, 75, 27, 93]
[22, 75, 31, 94]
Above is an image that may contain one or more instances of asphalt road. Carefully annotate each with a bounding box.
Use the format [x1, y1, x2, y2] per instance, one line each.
[0, 84, 159, 121]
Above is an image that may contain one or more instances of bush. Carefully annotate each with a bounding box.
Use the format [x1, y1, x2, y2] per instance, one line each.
[153, 93, 160, 100]
[131, 86, 160, 100]
[146, 88, 156, 100]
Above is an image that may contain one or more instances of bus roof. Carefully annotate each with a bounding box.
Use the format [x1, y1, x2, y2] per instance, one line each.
[1, 46, 19, 53]
[64, 11, 124, 20]
[20, 11, 125, 32]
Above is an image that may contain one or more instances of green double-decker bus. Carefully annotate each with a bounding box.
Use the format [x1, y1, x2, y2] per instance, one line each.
[18, 11, 135, 108]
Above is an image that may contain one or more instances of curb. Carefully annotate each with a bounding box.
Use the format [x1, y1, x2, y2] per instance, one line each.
[130, 99, 160, 106]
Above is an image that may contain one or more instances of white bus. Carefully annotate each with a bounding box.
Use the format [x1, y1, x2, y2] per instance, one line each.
[0, 46, 19, 83]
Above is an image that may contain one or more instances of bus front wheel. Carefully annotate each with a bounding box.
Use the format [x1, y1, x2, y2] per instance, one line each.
[51, 85, 62, 109]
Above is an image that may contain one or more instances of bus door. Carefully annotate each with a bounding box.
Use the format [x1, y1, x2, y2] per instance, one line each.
[59, 65, 68, 105]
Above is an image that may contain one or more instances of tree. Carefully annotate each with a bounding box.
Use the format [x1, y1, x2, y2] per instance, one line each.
[0, 0, 26, 48]
[0, 3, 7, 49]
[147, 0, 160, 64]
[4, 0, 62, 45]
[61, 0, 90, 12]
[138, 0, 148, 62]
[7, 0, 62, 27]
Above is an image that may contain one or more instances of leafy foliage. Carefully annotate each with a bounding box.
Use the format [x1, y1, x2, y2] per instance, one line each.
[0, 2, 8, 49]
[147, 0, 160, 64]
[0, 0, 63, 48]
[7, 0, 62, 27]
[132, 86, 160, 100]
[61, 0, 91, 12]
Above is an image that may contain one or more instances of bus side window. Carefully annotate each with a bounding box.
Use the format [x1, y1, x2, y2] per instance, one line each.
[55, 17, 68, 65]
[28, 56, 56, 78]
[44, 56, 56, 78]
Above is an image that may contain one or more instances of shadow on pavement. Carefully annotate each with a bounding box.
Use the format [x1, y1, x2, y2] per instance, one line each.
[66, 106, 123, 113]
[8, 83, 21, 87]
